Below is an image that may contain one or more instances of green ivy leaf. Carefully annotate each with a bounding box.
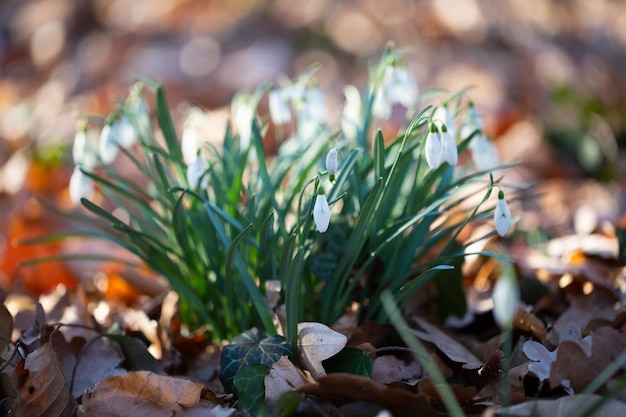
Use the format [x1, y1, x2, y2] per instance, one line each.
[233, 364, 270, 414]
[220, 328, 294, 394]
[322, 347, 373, 377]
[272, 391, 304, 417]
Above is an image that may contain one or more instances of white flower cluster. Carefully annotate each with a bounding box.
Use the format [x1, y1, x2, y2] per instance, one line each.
[69, 94, 149, 205]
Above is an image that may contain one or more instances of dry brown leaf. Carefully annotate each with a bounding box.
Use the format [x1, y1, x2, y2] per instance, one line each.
[50, 331, 126, 398]
[513, 307, 547, 340]
[411, 316, 483, 369]
[13, 343, 77, 417]
[79, 371, 204, 417]
[550, 325, 626, 393]
[298, 373, 446, 417]
[497, 394, 626, 417]
[297, 322, 347, 378]
[264, 355, 311, 402]
[372, 355, 423, 385]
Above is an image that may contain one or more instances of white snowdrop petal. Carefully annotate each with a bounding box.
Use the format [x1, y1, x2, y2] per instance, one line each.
[269, 89, 292, 125]
[69, 167, 94, 205]
[424, 130, 442, 169]
[116, 116, 137, 148]
[341, 85, 361, 139]
[492, 274, 519, 329]
[99, 124, 119, 165]
[494, 197, 512, 237]
[441, 131, 458, 166]
[186, 157, 208, 190]
[313, 194, 330, 233]
[470, 134, 500, 171]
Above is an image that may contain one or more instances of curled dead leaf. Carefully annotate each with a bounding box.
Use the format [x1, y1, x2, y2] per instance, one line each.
[297, 322, 347, 378]
[298, 373, 446, 417]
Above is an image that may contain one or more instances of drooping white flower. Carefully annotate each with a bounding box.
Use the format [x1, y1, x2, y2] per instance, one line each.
[126, 87, 151, 137]
[69, 166, 94, 205]
[440, 125, 458, 166]
[384, 64, 418, 108]
[460, 101, 483, 140]
[297, 87, 327, 140]
[341, 85, 361, 140]
[268, 87, 292, 125]
[231, 92, 257, 150]
[186, 157, 208, 190]
[469, 133, 500, 171]
[99, 122, 118, 165]
[372, 63, 419, 120]
[424, 124, 442, 169]
[115, 115, 137, 149]
[494, 190, 512, 237]
[72, 127, 98, 170]
[181, 109, 203, 165]
[492, 262, 519, 329]
[313, 191, 330, 233]
[326, 148, 338, 182]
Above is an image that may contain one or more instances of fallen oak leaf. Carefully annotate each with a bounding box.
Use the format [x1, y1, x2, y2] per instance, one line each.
[79, 371, 204, 416]
[298, 322, 347, 378]
[12, 343, 77, 417]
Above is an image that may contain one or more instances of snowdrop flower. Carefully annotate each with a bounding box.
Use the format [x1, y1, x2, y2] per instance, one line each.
[424, 124, 442, 169]
[268, 87, 292, 125]
[181, 109, 203, 165]
[297, 87, 327, 140]
[492, 262, 519, 329]
[460, 101, 483, 140]
[494, 190, 512, 237]
[72, 126, 98, 170]
[326, 148, 338, 182]
[231, 92, 257, 150]
[469, 133, 500, 171]
[127, 86, 151, 137]
[99, 121, 118, 165]
[440, 124, 458, 166]
[341, 85, 361, 140]
[372, 63, 419, 120]
[384, 64, 418, 108]
[186, 157, 208, 190]
[434, 106, 456, 139]
[313, 190, 330, 233]
[69, 166, 94, 205]
[115, 115, 137, 149]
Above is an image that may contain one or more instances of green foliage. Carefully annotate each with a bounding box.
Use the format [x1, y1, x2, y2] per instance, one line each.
[105, 334, 157, 371]
[56, 44, 512, 345]
[219, 328, 294, 394]
[322, 347, 373, 377]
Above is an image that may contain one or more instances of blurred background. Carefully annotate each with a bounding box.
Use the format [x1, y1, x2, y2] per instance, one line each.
[1, 0, 625, 293]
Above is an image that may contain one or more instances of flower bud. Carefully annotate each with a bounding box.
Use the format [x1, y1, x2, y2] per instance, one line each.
[494, 190, 511, 237]
[326, 148, 338, 182]
[313, 190, 330, 233]
[73, 126, 97, 170]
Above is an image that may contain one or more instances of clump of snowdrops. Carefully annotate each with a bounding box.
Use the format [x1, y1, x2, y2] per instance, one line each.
[66, 45, 515, 344]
